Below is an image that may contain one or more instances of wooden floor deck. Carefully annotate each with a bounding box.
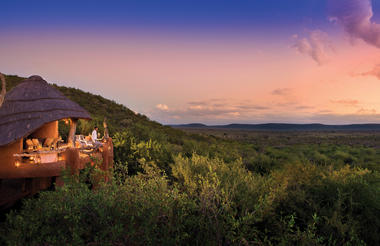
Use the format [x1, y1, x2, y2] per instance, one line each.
[0, 140, 113, 211]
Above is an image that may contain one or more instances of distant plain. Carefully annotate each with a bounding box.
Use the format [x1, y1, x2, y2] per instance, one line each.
[177, 127, 380, 149]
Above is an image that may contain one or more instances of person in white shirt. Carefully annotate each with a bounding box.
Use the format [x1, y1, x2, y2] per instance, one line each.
[91, 126, 102, 148]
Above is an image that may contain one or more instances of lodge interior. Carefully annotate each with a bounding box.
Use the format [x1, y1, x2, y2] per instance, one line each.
[14, 119, 100, 166]
[0, 75, 113, 209]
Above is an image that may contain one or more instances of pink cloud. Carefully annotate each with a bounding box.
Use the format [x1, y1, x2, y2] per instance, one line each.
[272, 88, 292, 96]
[292, 30, 334, 65]
[156, 104, 169, 111]
[356, 108, 377, 115]
[331, 99, 359, 106]
[151, 99, 271, 122]
[329, 0, 380, 48]
[361, 64, 380, 80]
[151, 98, 319, 124]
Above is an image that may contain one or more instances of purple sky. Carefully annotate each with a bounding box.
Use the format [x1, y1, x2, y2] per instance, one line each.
[2, 0, 380, 124]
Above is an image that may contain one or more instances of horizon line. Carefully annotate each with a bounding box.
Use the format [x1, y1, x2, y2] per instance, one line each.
[167, 122, 380, 126]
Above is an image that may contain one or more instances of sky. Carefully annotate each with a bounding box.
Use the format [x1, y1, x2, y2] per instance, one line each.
[2, 0, 380, 125]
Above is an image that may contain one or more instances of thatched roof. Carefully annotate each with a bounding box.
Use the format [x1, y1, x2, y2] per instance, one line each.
[0, 75, 91, 146]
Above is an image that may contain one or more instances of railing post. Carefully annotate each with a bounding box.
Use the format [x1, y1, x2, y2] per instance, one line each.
[68, 118, 78, 147]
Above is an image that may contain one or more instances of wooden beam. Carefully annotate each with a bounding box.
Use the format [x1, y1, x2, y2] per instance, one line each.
[103, 117, 109, 140]
[68, 118, 78, 147]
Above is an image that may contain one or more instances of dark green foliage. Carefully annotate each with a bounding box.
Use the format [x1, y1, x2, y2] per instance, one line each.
[113, 130, 173, 176]
[1, 166, 192, 246]
[2, 75, 380, 245]
[2, 156, 379, 245]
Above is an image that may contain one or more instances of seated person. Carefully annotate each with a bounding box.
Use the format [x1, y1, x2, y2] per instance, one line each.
[91, 126, 103, 148]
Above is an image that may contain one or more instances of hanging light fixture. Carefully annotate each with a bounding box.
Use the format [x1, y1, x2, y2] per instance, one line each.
[15, 160, 20, 167]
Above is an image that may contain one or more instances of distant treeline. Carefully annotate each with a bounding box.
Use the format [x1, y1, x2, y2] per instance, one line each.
[172, 123, 380, 131]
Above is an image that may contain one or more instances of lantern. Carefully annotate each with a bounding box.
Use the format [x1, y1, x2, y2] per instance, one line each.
[15, 160, 20, 168]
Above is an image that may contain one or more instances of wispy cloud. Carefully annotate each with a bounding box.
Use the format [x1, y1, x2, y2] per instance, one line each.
[317, 109, 333, 114]
[356, 108, 376, 115]
[359, 64, 380, 80]
[272, 88, 292, 96]
[331, 99, 359, 106]
[292, 30, 334, 65]
[295, 106, 314, 110]
[187, 98, 227, 107]
[151, 98, 318, 124]
[151, 99, 270, 123]
[152, 99, 380, 124]
[156, 104, 169, 111]
[329, 0, 380, 48]
[309, 113, 380, 124]
[235, 104, 270, 111]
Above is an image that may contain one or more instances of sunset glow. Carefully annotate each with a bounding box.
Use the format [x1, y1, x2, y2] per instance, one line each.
[2, 0, 380, 124]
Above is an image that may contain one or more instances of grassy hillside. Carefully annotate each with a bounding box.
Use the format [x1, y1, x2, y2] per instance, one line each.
[4, 74, 173, 135]
[5, 74, 212, 148]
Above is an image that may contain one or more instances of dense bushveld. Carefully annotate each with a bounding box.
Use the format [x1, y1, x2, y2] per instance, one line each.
[1, 75, 379, 245]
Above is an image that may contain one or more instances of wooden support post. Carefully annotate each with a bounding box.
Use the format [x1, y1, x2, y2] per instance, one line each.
[68, 118, 78, 147]
[103, 118, 109, 140]
[55, 176, 64, 187]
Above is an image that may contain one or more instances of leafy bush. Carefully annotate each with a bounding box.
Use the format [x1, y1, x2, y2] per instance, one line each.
[1, 165, 192, 246]
[267, 164, 380, 245]
[2, 154, 379, 245]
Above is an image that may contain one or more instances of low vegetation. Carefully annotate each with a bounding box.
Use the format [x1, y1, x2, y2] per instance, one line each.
[1, 75, 379, 245]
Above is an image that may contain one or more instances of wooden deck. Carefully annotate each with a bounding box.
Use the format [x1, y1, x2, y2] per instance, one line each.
[0, 139, 113, 210]
[0, 153, 94, 209]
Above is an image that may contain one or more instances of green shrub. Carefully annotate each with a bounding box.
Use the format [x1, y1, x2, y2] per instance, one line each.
[1, 166, 193, 246]
[267, 164, 380, 245]
[2, 156, 379, 245]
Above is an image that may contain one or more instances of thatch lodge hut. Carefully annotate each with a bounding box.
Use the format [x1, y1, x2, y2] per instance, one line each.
[0, 75, 113, 207]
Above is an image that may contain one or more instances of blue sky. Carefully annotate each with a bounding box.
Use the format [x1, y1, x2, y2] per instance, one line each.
[2, 0, 327, 32]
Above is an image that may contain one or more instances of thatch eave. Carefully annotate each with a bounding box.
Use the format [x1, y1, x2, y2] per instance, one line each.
[0, 76, 91, 147]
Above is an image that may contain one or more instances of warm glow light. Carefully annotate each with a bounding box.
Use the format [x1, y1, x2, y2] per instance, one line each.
[15, 161, 20, 167]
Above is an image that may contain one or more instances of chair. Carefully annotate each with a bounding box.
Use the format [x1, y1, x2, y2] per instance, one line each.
[32, 139, 41, 150]
[44, 138, 55, 149]
[76, 135, 94, 148]
[25, 139, 34, 151]
[51, 137, 61, 150]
